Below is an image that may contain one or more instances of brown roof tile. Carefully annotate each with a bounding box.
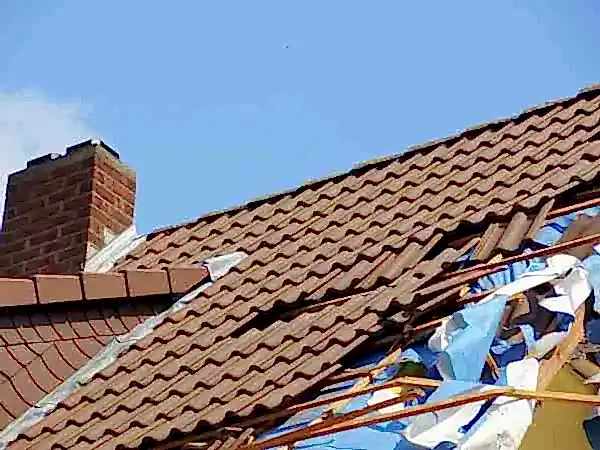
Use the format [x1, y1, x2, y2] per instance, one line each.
[471, 199, 555, 261]
[0, 300, 173, 431]
[0, 267, 209, 432]
[12, 86, 600, 449]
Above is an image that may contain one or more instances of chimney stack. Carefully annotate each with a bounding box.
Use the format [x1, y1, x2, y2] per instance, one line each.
[0, 139, 136, 276]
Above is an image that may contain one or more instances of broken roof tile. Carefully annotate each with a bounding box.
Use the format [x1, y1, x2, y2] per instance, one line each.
[11, 86, 600, 449]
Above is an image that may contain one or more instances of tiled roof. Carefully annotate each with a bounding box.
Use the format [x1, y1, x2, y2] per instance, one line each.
[0, 268, 209, 431]
[12, 86, 600, 449]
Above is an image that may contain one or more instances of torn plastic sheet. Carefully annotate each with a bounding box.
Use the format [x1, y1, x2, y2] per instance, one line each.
[455, 358, 539, 449]
[0, 251, 247, 449]
[429, 294, 508, 382]
[269, 360, 538, 450]
[262, 255, 590, 449]
[473, 206, 600, 310]
[265, 210, 600, 449]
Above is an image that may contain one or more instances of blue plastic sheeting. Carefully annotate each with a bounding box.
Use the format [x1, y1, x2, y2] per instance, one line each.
[257, 349, 426, 444]
[472, 206, 600, 297]
[429, 295, 508, 382]
[293, 381, 486, 450]
[584, 416, 600, 449]
[260, 207, 600, 450]
[260, 297, 514, 450]
[536, 206, 600, 302]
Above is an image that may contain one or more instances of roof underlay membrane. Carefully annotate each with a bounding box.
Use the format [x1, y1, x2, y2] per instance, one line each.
[247, 207, 600, 450]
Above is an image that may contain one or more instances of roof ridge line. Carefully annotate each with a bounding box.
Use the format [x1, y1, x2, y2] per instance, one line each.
[0, 267, 210, 309]
[146, 84, 600, 238]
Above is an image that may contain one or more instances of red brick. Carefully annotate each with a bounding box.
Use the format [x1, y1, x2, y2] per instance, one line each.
[59, 218, 89, 238]
[1, 240, 26, 255]
[31, 179, 67, 198]
[1, 142, 135, 276]
[1, 214, 29, 229]
[99, 160, 135, 191]
[92, 168, 105, 184]
[65, 168, 93, 184]
[49, 159, 93, 179]
[13, 197, 45, 215]
[4, 208, 17, 220]
[48, 186, 81, 204]
[60, 245, 87, 260]
[42, 234, 85, 254]
[93, 183, 117, 206]
[122, 202, 135, 218]
[90, 205, 121, 232]
[122, 270, 170, 297]
[166, 267, 210, 293]
[27, 203, 61, 222]
[13, 247, 42, 262]
[63, 195, 92, 212]
[88, 230, 103, 247]
[82, 273, 127, 300]
[104, 176, 135, 201]
[23, 255, 55, 274]
[34, 275, 83, 303]
[29, 229, 59, 246]
[0, 279, 37, 306]
[90, 193, 110, 211]
[0, 255, 12, 268]
[76, 179, 93, 195]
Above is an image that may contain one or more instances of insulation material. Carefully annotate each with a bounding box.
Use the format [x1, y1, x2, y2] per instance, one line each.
[0, 252, 247, 450]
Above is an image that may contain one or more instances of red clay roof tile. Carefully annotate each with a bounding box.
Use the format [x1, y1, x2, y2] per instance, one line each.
[0, 280, 36, 307]
[0, 267, 209, 309]
[122, 269, 170, 297]
[11, 85, 600, 449]
[0, 267, 210, 432]
[81, 273, 127, 300]
[34, 275, 82, 304]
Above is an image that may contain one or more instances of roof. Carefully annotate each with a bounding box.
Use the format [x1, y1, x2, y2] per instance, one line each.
[10, 85, 600, 449]
[0, 268, 209, 431]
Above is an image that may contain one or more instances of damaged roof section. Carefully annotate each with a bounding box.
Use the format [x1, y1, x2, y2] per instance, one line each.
[11, 86, 600, 449]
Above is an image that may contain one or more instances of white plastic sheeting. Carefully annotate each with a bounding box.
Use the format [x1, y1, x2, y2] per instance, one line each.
[262, 253, 593, 450]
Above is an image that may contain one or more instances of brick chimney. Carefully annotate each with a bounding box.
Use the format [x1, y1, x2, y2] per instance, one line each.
[0, 139, 136, 276]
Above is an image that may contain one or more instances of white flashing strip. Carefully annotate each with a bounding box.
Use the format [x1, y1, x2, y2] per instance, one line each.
[0, 251, 248, 449]
[84, 225, 146, 273]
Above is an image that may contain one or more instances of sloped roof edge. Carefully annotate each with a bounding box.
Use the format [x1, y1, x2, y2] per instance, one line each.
[147, 84, 600, 238]
[0, 252, 248, 449]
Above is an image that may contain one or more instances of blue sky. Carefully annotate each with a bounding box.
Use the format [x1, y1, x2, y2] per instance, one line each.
[1, 1, 600, 233]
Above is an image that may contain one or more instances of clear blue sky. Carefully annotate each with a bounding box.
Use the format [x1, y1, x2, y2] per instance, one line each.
[1, 1, 600, 233]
